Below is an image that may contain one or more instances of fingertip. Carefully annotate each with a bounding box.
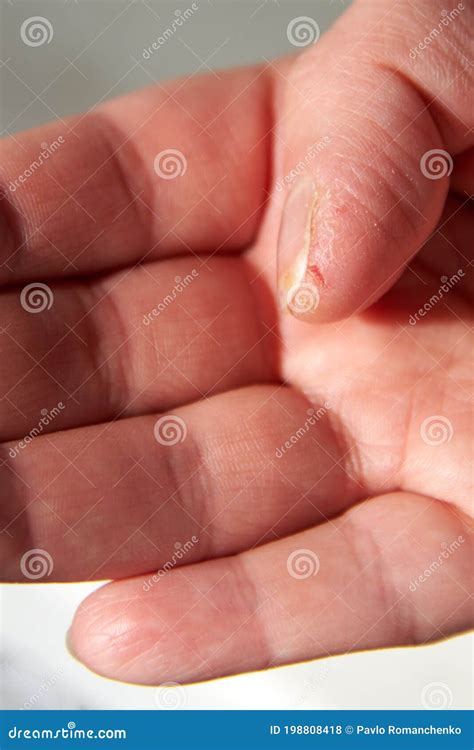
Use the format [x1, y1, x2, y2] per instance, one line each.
[68, 580, 155, 683]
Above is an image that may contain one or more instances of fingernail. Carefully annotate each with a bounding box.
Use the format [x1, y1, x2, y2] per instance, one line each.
[277, 175, 321, 317]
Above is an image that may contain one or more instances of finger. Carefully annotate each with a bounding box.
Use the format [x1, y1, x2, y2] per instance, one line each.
[451, 147, 474, 195]
[0, 256, 273, 442]
[68, 491, 473, 685]
[2, 386, 358, 582]
[279, 199, 474, 519]
[274, 0, 473, 321]
[0, 64, 274, 283]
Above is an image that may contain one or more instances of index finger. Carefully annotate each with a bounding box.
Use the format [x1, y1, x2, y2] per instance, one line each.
[0, 64, 274, 284]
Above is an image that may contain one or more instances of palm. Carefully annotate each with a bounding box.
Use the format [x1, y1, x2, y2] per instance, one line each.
[274, 212, 473, 521]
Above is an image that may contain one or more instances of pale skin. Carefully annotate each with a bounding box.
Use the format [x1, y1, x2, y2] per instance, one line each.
[0, 0, 472, 686]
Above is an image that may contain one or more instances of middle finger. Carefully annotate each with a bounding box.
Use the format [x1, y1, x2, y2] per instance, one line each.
[0, 255, 272, 442]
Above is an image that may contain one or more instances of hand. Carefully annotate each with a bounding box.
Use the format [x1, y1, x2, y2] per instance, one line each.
[1, 0, 472, 686]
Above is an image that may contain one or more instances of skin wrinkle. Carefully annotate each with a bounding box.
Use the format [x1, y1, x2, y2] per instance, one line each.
[83, 113, 152, 260]
[168, 71, 272, 252]
[388, 376, 416, 495]
[195, 407, 257, 546]
[376, 63, 458, 154]
[331, 162, 421, 252]
[159, 416, 210, 558]
[319, 365, 379, 492]
[393, 40, 473, 138]
[82, 558, 262, 679]
[360, 134, 428, 214]
[211, 553, 272, 675]
[331, 383, 406, 494]
[338, 503, 411, 647]
[300, 386, 367, 509]
[410, 207, 473, 307]
[329, 142, 431, 244]
[76, 588, 148, 667]
[0, 190, 26, 277]
[0, 447, 33, 571]
[330, 88, 433, 170]
[89, 277, 133, 417]
[406, 504, 471, 645]
[139, 266, 166, 384]
[110, 633, 170, 681]
[401, 346, 466, 507]
[242, 261, 278, 387]
[333, 5, 473, 140]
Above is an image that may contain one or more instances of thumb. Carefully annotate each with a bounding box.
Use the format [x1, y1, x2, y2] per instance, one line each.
[275, 0, 473, 321]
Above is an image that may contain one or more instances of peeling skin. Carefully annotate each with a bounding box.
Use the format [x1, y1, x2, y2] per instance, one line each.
[281, 246, 309, 300]
[308, 263, 325, 286]
[280, 189, 324, 311]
